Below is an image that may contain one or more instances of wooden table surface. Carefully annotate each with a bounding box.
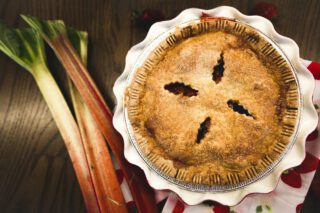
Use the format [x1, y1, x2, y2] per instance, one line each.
[0, 0, 319, 212]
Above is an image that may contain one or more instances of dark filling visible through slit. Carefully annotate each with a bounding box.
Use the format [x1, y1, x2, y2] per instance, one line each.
[212, 53, 225, 83]
[227, 100, 255, 119]
[196, 117, 211, 144]
[164, 82, 198, 97]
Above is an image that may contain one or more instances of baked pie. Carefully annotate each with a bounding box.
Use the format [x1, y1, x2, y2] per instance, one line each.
[126, 18, 299, 186]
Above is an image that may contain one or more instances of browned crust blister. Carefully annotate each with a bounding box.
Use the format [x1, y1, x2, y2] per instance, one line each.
[126, 19, 299, 186]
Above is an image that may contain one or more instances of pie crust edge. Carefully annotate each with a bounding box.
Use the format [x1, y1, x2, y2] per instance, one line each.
[125, 19, 299, 186]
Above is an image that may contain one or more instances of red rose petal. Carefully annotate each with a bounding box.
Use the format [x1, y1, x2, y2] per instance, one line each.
[213, 203, 230, 213]
[307, 129, 319, 141]
[296, 203, 303, 212]
[295, 153, 319, 174]
[251, 2, 278, 20]
[307, 61, 320, 80]
[172, 199, 185, 213]
[281, 169, 302, 188]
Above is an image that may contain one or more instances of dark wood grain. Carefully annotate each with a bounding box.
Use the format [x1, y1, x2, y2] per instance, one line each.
[0, 0, 319, 212]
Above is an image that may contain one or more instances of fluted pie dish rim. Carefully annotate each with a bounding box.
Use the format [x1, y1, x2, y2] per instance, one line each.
[113, 6, 318, 205]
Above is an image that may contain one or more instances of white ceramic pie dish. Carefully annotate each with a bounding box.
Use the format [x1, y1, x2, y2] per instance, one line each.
[113, 6, 318, 205]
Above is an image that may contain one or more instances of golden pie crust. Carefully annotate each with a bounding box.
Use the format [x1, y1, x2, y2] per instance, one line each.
[126, 19, 299, 186]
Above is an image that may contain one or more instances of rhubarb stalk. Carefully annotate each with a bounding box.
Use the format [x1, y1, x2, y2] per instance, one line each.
[67, 28, 127, 213]
[0, 23, 100, 212]
[22, 15, 157, 212]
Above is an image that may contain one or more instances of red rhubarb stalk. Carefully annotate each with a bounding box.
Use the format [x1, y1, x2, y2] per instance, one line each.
[0, 24, 100, 212]
[68, 28, 127, 213]
[22, 15, 157, 212]
[70, 82, 127, 212]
